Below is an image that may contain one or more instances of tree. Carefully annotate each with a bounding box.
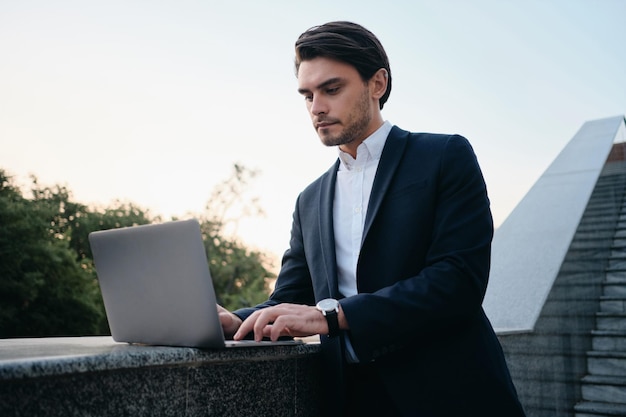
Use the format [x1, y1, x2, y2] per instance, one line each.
[0, 171, 105, 337]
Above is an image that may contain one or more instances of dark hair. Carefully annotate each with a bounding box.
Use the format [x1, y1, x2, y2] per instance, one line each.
[295, 21, 392, 109]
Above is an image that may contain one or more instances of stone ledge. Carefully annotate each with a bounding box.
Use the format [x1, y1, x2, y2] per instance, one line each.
[0, 336, 320, 379]
[0, 336, 323, 417]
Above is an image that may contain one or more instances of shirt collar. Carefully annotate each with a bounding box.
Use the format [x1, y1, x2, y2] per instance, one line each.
[338, 121, 393, 170]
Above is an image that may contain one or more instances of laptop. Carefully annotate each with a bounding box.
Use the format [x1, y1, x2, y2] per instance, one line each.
[88, 219, 300, 348]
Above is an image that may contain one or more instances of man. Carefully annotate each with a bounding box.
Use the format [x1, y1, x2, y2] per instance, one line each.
[218, 21, 526, 417]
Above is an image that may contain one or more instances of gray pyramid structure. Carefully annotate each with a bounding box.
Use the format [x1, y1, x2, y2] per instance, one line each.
[484, 115, 626, 416]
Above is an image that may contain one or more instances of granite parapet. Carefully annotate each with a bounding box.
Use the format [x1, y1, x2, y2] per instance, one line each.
[0, 336, 323, 417]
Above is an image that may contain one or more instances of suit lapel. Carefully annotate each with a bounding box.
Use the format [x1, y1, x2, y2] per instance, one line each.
[315, 127, 408, 297]
[318, 160, 341, 298]
[362, 126, 409, 246]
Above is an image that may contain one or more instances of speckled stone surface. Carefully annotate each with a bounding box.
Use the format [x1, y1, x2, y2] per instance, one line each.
[0, 336, 323, 416]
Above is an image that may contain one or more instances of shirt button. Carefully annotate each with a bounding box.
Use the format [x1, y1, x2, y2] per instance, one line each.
[354, 207, 361, 214]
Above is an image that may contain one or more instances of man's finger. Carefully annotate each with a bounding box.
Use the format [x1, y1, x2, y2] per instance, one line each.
[234, 308, 270, 341]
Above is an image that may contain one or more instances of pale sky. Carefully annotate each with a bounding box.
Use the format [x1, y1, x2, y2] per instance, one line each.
[1, 0, 625, 262]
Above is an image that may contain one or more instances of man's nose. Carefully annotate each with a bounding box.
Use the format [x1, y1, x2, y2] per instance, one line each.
[310, 96, 328, 116]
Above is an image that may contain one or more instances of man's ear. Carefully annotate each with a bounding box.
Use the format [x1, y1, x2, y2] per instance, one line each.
[369, 68, 389, 101]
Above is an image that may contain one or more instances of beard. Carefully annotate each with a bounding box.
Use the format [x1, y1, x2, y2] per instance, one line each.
[316, 88, 372, 148]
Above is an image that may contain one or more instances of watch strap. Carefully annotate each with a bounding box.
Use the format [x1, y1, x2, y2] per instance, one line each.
[324, 308, 340, 338]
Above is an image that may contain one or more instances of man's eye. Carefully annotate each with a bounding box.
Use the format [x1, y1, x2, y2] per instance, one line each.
[304, 95, 313, 102]
[326, 87, 339, 95]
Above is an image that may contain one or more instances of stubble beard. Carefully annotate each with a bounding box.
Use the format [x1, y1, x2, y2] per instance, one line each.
[317, 89, 372, 148]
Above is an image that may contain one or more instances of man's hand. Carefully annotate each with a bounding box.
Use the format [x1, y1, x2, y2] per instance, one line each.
[234, 303, 332, 342]
[217, 304, 243, 340]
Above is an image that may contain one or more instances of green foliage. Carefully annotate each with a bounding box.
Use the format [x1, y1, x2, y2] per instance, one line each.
[0, 164, 273, 338]
[0, 172, 107, 336]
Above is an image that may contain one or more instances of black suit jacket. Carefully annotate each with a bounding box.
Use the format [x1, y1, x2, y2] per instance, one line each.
[236, 126, 525, 416]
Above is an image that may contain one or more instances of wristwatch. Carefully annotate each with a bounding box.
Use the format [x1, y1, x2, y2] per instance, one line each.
[316, 298, 340, 337]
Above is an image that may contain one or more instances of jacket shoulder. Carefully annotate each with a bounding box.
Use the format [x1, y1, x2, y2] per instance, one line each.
[391, 128, 478, 168]
[391, 126, 471, 149]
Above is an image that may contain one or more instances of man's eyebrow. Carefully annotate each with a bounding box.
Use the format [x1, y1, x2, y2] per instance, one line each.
[298, 77, 344, 95]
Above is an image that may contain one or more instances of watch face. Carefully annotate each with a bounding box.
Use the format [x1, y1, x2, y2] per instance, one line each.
[318, 298, 339, 312]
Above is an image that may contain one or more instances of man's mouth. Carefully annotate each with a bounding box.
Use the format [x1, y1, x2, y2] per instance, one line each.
[316, 120, 338, 129]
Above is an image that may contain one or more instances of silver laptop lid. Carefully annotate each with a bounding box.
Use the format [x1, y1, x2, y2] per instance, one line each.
[89, 219, 226, 348]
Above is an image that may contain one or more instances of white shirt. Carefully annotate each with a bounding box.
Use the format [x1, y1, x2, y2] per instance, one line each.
[334, 121, 392, 297]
